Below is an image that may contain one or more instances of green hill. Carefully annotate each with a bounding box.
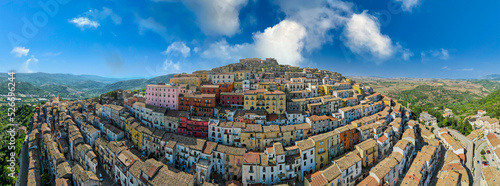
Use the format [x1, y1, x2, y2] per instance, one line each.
[101, 79, 148, 92]
[0, 81, 47, 95]
[450, 89, 500, 118]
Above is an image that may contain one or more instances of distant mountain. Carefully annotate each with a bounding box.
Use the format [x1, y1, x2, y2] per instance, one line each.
[145, 74, 175, 84]
[0, 81, 47, 95]
[0, 72, 124, 87]
[101, 79, 148, 92]
[0, 72, 175, 98]
[484, 74, 500, 81]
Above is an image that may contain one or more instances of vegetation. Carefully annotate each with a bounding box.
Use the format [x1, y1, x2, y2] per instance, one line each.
[0, 105, 34, 185]
[391, 85, 481, 108]
[481, 149, 486, 155]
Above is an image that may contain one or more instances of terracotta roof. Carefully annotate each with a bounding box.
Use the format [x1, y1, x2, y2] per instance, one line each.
[296, 139, 315, 151]
[436, 171, 460, 186]
[356, 139, 378, 151]
[273, 142, 285, 155]
[370, 156, 399, 180]
[487, 133, 500, 149]
[262, 125, 280, 133]
[320, 164, 341, 182]
[482, 166, 500, 186]
[241, 124, 262, 132]
[377, 135, 388, 143]
[334, 151, 361, 171]
[216, 145, 246, 156]
[357, 175, 379, 186]
[243, 151, 260, 164]
[203, 141, 217, 155]
[305, 172, 328, 186]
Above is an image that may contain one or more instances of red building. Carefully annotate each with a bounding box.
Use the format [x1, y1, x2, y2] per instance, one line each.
[178, 116, 209, 138]
[178, 94, 216, 117]
[219, 92, 244, 107]
[201, 83, 234, 103]
[217, 82, 233, 92]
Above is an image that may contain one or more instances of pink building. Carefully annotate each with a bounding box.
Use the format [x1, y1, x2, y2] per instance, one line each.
[146, 83, 193, 110]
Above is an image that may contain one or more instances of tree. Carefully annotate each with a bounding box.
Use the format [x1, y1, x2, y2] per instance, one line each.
[481, 149, 486, 155]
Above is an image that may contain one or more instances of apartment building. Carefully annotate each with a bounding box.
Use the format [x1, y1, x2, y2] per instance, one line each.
[244, 89, 286, 114]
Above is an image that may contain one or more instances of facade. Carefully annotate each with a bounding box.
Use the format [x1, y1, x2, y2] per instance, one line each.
[178, 94, 216, 117]
[211, 73, 235, 84]
[145, 84, 182, 110]
[244, 89, 287, 114]
[220, 92, 244, 107]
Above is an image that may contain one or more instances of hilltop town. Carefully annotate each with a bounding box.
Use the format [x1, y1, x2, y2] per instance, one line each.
[23, 58, 500, 186]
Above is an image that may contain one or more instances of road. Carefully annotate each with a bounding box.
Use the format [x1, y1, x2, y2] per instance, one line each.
[449, 129, 473, 169]
[16, 110, 34, 186]
[473, 140, 487, 186]
[97, 161, 116, 186]
[16, 136, 29, 186]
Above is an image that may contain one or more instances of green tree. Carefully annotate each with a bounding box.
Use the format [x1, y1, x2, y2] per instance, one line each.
[481, 150, 486, 155]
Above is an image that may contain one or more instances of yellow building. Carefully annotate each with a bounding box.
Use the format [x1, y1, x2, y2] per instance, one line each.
[244, 89, 286, 114]
[352, 84, 362, 94]
[240, 124, 263, 151]
[262, 125, 281, 147]
[310, 133, 330, 170]
[132, 125, 148, 150]
[354, 139, 379, 168]
[192, 70, 210, 81]
[320, 85, 336, 96]
[233, 81, 243, 90]
[169, 77, 202, 89]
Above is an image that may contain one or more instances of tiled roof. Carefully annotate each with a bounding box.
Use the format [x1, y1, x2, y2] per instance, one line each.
[243, 151, 260, 164]
[356, 139, 378, 151]
[296, 139, 315, 151]
[334, 151, 361, 171]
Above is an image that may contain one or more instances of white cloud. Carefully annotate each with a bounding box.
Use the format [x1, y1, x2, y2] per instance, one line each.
[11, 47, 29, 57]
[163, 42, 191, 57]
[174, 0, 248, 36]
[70, 17, 100, 29]
[201, 39, 253, 60]
[442, 66, 449, 70]
[201, 20, 306, 66]
[395, 0, 420, 12]
[275, 0, 353, 52]
[402, 47, 413, 60]
[199, 0, 409, 65]
[136, 17, 167, 38]
[457, 68, 473, 71]
[421, 48, 450, 62]
[21, 55, 38, 73]
[253, 20, 307, 66]
[70, 7, 121, 30]
[163, 59, 181, 71]
[87, 7, 122, 25]
[343, 11, 396, 60]
[432, 48, 449, 60]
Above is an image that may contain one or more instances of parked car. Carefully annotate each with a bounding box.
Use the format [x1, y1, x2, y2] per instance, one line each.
[484, 163, 489, 166]
[487, 150, 491, 153]
[99, 173, 103, 182]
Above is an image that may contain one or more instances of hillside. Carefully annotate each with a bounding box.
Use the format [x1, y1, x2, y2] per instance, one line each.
[391, 85, 481, 108]
[0, 81, 47, 95]
[101, 79, 148, 92]
[0, 73, 174, 99]
[449, 89, 500, 118]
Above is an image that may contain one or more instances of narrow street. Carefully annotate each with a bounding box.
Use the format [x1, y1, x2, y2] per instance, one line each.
[448, 129, 473, 169]
[473, 140, 487, 186]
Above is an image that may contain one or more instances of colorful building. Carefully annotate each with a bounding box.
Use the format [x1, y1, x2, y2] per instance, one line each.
[244, 89, 286, 114]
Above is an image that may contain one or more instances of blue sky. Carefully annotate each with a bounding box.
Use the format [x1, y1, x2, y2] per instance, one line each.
[1, 0, 499, 79]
